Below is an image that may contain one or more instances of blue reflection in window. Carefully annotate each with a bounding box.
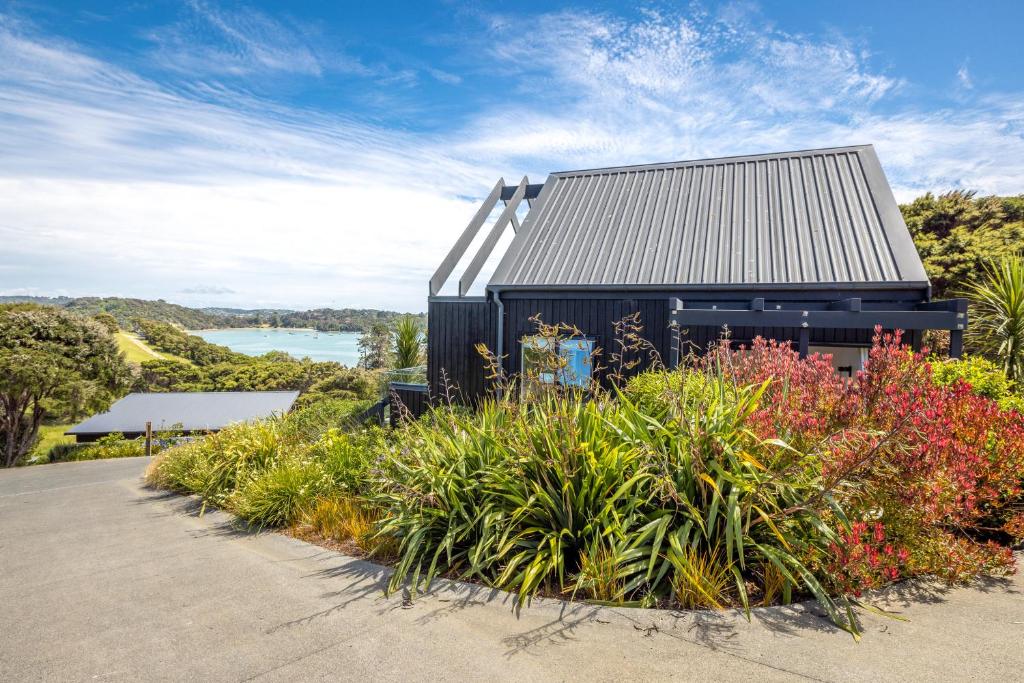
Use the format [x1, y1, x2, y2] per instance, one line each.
[559, 338, 594, 387]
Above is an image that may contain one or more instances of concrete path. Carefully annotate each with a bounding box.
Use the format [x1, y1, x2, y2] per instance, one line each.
[1, 457, 1022, 682]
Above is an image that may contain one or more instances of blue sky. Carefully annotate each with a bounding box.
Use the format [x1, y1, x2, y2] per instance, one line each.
[2, 1, 1023, 311]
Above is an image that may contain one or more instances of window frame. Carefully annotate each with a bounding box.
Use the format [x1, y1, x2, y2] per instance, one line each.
[520, 334, 596, 393]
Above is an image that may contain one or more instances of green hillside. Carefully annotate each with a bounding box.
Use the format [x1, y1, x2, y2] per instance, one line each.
[0, 296, 425, 333]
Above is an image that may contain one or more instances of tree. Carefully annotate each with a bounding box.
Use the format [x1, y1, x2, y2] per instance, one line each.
[393, 315, 424, 369]
[0, 305, 131, 466]
[357, 322, 393, 370]
[92, 312, 120, 334]
[901, 191, 1024, 299]
[964, 255, 1024, 382]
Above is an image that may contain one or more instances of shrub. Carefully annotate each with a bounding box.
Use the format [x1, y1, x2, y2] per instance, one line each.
[622, 368, 714, 418]
[284, 399, 373, 442]
[231, 457, 328, 528]
[51, 432, 156, 462]
[377, 383, 859, 631]
[146, 418, 294, 508]
[713, 329, 1024, 582]
[931, 355, 1024, 412]
[300, 497, 398, 558]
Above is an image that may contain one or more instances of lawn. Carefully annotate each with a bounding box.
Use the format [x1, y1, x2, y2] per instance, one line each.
[30, 423, 74, 462]
[115, 331, 192, 364]
[116, 331, 163, 363]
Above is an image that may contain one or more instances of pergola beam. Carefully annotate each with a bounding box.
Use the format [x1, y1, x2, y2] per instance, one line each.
[670, 307, 966, 331]
[459, 176, 529, 297]
[429, 178, 504, 296]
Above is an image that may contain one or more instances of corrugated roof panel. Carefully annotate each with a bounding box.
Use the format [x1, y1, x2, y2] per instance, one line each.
[488, 145, 927, 289]
[66, 391, 300, 435]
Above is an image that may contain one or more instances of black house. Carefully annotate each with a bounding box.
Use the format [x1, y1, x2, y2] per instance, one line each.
[404, 145, 966, 410]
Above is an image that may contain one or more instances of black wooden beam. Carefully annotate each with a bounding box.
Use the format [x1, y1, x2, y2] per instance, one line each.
[949, 329, 964, 358]
[670, 308, 966, 331]
[501, 183, 544, 201]
[828, 298, 862, 311]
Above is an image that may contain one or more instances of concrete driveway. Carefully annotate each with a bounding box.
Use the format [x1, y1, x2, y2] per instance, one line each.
[1, 457, 1022, 682]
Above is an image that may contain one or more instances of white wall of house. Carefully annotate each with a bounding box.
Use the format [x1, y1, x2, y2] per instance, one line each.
[808, 345, 869, 376]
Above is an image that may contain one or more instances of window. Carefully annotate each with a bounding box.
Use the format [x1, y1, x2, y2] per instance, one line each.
[521, 336, 557, 385]
[558, 338, 595, 387]
[521, 336, 595, 389]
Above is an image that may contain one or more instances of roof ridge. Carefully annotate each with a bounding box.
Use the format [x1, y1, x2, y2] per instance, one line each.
[551, 144, 874, 177]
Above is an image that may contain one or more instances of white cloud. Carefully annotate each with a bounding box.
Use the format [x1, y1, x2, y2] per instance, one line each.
[459, 8, 1024, 202]
[957, 61, 973, 90]
[147, 0, 324, 76]
[1, 6, 1024, 311]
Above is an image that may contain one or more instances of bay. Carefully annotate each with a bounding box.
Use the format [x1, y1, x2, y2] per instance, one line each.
[193, 328, 361, 365]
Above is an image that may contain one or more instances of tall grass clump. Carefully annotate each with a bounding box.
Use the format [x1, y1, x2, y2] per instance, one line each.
[146, 400, 392, 532]
[376, 361, 860, 632]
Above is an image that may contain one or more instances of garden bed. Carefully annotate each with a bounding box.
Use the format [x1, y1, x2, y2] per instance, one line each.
[145, 327, 1024, 639]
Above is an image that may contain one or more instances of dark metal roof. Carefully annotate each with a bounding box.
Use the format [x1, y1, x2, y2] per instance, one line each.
[488, 145, 928, 290]
[66, 391, 299, 436]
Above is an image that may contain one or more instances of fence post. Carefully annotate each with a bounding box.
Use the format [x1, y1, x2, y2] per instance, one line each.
[145, 421, 152, 458]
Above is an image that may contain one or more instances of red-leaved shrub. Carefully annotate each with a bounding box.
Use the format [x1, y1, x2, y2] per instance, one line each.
[707, 327, 1024, 587]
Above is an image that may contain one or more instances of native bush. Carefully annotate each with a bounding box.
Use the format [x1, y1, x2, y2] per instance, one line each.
[376, 380, 862, 632]
[931, 355, 1024, 412]
[231, 456, 329, 528]
[710, 328, 1024, 579]
[144, 315, 1024, 637]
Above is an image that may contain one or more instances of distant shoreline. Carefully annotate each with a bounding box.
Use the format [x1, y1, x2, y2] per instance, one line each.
[188, 327, 355, 334]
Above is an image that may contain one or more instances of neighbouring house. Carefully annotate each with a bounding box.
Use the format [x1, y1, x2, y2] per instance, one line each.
[66, 391, 300, 442]
[392, 145, 967, 416]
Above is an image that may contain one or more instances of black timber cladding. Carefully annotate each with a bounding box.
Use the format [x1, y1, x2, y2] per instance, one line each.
[489, 145, 929, 290]
[427, 298, 498, 402]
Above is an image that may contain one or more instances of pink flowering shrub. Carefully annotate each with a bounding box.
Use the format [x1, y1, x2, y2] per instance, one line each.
[707, 327, 1024, 589]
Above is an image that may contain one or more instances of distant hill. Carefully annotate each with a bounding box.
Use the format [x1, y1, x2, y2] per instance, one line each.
[0, 296, 425, 332]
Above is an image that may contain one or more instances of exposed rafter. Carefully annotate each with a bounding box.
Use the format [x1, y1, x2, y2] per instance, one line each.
[458, 176, 529, 297]
[428, 178, 504, 297]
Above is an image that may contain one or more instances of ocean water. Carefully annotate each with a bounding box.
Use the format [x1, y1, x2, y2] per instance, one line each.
[193, 328, 361, 365]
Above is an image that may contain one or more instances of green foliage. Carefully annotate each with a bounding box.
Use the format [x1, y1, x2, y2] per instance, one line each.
[293, 367, 379, 407]
[963, 255, 1024, 382]
[232, 457, 329, 528]
[931, 355, 1024, 411]
[901, 191, 1024, 300]
[392, 315, 424, 369]
[358, 322, 393, 370]
[375, 381, 856, 631]
[135, 320, 244, 366]
[135, 355, 371, 399]
[0, 304, 131, 467]
[622, 368, 715, 418]
[51, 432, 153, 462]
[147, 405, 385, 528]
[0, 295, 426, 334]
[283, 398, 376, 443]
[92, 312, 120, 334]
[137, 359, 210, 391]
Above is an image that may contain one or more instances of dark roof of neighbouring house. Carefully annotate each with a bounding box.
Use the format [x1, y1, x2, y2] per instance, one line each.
[488, 145, 929, 291]
[66, 391, 300, 436]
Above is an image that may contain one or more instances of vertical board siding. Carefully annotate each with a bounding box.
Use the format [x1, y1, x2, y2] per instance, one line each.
[427, 299, 498, 404]
[502, 297, 672, 385]
[429, 295, 886, 407]
[390, 386, 429, 426]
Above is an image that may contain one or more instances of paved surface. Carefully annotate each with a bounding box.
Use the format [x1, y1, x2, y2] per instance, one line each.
[1, 457, 1023, 682]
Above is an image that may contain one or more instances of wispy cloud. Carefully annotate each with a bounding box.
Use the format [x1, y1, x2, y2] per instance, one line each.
[457, 7, 1024, 200]
[957, 60, 973, 90]
[146, 0, 324, 76]
[1, 5, 1023, 310]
